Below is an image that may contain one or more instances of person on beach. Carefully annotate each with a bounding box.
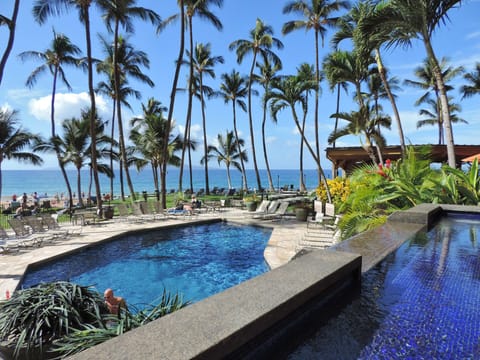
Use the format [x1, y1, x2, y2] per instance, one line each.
[21, 193, 27, 209]
[104, 288, 126, 315]
[33, 192, 39, 207]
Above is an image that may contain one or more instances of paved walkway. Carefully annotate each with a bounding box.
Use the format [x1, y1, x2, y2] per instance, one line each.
[0, 209, 308, 300]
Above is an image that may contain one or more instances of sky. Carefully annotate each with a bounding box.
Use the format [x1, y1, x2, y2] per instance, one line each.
[1, 0, 480, 171]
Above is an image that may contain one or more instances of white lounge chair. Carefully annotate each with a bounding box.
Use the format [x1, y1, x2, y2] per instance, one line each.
[245, 200, 270, 218]
[259, 201, 290, 221]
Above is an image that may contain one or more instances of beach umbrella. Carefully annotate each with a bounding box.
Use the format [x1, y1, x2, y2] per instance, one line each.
[461, 153, 480, 162]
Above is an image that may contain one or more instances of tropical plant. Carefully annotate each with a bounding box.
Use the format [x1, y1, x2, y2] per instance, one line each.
[178, 0, 223, 193]
[204, 130, 247, 190]
[360, 0, 463, 168]
[219, 69, 249, 191]
[460, 62, 480, 99]
[417, 96, 467, 145]
[188, 42, 224, 195]
[254, 58, 281, 192]
[229, 18, 283, 191]
[34, 0, 103, 211]
[0, 109, 43, 208]
[0, 0, 20, 85]
[18, 29, 82, 211]
[0, 281, 187, 359]
[283, 0, 350, 171]
[329, 102, 391, 164]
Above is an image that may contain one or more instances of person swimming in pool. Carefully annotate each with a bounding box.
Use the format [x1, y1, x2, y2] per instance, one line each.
[104, 288, 126, 315]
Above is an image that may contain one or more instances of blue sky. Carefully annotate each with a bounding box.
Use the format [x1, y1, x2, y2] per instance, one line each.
[1, 0, 479, 171]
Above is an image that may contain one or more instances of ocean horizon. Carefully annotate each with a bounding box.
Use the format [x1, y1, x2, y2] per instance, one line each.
[1, 168, 331, 200]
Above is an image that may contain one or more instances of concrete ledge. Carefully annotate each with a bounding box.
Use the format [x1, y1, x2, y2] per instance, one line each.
[387, 203, 442, 228]
[71, 250, 361, 360]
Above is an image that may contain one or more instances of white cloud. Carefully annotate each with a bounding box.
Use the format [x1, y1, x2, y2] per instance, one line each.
[466, 31, 480, 40]
[28, 92, 110, 124]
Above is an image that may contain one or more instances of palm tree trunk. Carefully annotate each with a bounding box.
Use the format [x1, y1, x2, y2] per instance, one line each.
[178, 15, 195, 193]
[233, 102, 247, 190]
[247, 52, 262, 191]
[200, 76, 210, 195]
[114, 20, 136, 201]
[299, 110, 306, 192]
[261, 100, 274, 192]
[375, 48, 405, 156]
[424, 38, 456, 168]
[76, 168, 82, 208]
[314, 30, 321, 184]
[0, 0, 19, 86]
[109, 100, 116, 199]
[226, 165, 232, 189]
[83, 5, 102, 214]
[162, 0, 185, 209]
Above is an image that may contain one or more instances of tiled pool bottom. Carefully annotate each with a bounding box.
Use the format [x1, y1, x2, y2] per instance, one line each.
[289, 212, 480, 359]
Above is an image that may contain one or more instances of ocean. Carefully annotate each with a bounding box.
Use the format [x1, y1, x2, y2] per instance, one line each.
[1, 167, 331, 199]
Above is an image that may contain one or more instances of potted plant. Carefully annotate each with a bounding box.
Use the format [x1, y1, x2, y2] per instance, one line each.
[243, 195, 258, 212]
[103, 194, 114, 219]
[294, 200, 312, 221]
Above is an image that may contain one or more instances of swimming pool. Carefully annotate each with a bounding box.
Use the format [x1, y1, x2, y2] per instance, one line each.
[288, 212, 480, 359]
[20, 222, 271, 308]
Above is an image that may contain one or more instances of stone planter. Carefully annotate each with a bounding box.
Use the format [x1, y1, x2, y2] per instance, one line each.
[245, 201, 258, 212]
[295, 207, 309, 222]
[103, 206, 114, 219]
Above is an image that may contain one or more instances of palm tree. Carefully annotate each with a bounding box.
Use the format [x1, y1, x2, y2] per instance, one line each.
[329, 102, 392, 164]
[254, 58, 281, 192]
[18, 29, 82, 209]
[295, 63, 318, 191]
[97, 0, 160, 202]
[34, 0, 103, 211]
[178, 0, 223, 193]
[219, 69, 249, 191]
[404, 57, 463, 107]
[130, 98, 184, 202]
[0, 109, 43, 206]
[332, 1, 406, 155]
[461, 62, 480, 99]
[361, 0, 463, 168]
[96, 34, 154, 201]
[188, 42, 223, 195]
[282, 0, 349, 179]
[229, 18, 283, 191]
[417, 97, 467, 145]
[322, 51, 349, 152]
[204, 130, 247, 190]
[0, 0, 20, 86]
[268, 76, 331, 202]
[161, 0, 185, 209]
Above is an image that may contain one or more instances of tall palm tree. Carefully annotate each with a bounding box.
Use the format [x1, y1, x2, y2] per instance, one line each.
[204, 130, 247, 190]
[0, 0, 20, 86]
[461, 62, 480, 99]
[332, 1, 406, 155]
[229, 18, 283, 192]
[97, 0, 160, 202]
[0, 109, 43, 206]
[18, 29, 82, 210]
[329, 102, 392, 164]
[282, 0, 349, 180]
[295, 63, 318, 191]
[322, 51, 349, 152]
[96, 34, 154, 200]
[254, 58, 281, 192]
[178, 0, 223, 193]
[219, 69, 249, 191]
[161, 0, 185, 209]
[130, 98, 184, 199]
[188, 42, 223, 195]
[34, 0, 103, 211]
[361, 0, 463, 168]
[417, 96, 467, 145]
[268, 76, 331, 202]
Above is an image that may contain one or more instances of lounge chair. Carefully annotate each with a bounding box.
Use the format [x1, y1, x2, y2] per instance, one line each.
[116, 203, 143, 223]
[258, 201, 290, 221]
[252, 200, 280, 219]
[45, 214, 82, 238]
[245, 200, 270, 218]
[7, 218, 44, 247]
[0, 226, 20, 254]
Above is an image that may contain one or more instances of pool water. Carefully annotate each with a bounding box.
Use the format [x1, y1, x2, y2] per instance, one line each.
[289, 212, 480, 359]
[20, 222, 271, 308]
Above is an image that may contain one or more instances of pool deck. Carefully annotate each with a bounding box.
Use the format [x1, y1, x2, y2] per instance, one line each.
[0, 208, 305, 299]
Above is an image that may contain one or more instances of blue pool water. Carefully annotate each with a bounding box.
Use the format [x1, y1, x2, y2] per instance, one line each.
[20, 222, 271, 308]
[289, 212, 480, 359]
